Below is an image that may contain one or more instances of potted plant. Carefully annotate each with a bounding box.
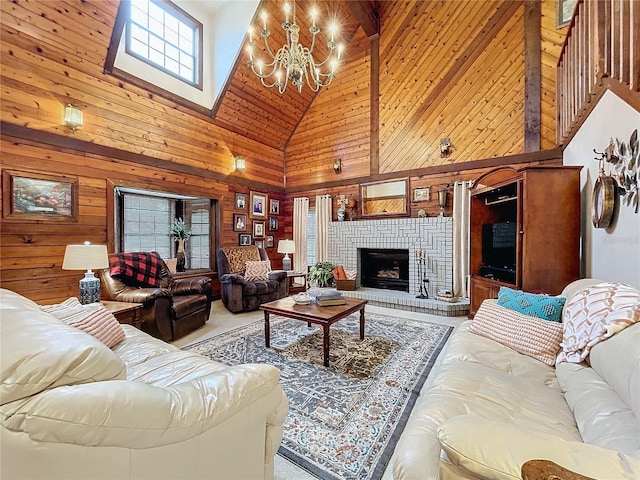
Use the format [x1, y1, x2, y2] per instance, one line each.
[308, 261, 335, 288]
[170, 218, 191, 272]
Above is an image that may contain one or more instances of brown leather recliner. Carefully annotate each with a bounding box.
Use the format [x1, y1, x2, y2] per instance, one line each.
[99, 252, 212, 341]
[217, 246, 287, 313]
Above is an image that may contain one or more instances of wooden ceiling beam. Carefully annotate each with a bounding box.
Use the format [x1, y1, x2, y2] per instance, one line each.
[345, 0, 379, 38]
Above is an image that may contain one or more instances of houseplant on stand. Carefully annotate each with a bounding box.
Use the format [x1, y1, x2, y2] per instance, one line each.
[308, 262, 336, 288]
[170, 218, 191, 272]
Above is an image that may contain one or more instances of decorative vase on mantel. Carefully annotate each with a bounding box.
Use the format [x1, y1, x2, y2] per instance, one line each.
[176, 239, 186, 272]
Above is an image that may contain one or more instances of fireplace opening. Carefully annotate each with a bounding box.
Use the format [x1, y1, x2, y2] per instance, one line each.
[360, 248, 409, 292]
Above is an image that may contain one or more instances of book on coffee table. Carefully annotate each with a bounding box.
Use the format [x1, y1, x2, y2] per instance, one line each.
[316, 298, 347, 306]
[315, 292, 346, 306]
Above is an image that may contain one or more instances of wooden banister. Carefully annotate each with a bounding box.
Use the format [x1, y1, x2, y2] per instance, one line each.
[557, 0, 639, 145]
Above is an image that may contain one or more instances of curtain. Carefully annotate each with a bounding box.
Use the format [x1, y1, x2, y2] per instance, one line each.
[315, 195, 332, 262]
[293, 197, 309, 275]
[453, 181, 473, 298]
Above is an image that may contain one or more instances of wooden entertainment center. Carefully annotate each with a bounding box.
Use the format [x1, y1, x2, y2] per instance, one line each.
[468, 166, 582, 317]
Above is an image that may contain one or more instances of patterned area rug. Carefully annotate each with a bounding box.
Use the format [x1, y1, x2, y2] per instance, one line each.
[184, 312, 452, 480]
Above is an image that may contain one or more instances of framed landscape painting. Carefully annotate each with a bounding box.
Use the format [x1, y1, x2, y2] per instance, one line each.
[3, 170, 78, 221]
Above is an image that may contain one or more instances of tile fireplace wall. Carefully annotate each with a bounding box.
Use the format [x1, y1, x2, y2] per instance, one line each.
[327, 218, 453, 297]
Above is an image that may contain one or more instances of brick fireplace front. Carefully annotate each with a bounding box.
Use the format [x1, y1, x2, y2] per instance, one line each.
[327, 218, 453, 298]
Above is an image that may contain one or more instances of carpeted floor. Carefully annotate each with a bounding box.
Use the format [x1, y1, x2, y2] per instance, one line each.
[183, 311, 453, 480]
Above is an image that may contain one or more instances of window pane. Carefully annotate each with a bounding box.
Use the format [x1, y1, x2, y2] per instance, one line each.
[127, 0, 199, 84]
[307, 209, 316, 267]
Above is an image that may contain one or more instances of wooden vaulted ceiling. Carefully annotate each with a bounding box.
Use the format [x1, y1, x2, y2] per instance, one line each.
[214, 0, 369, 151]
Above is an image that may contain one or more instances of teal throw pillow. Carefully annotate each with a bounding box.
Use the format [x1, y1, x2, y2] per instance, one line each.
[496, 287, 566, 322]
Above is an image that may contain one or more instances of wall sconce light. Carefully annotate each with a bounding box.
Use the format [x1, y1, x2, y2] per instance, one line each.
[235, 157, 246, 173]
[333, 159, 342, 174]
[440, 137, 452, 157]
[64, 104, 83, 132]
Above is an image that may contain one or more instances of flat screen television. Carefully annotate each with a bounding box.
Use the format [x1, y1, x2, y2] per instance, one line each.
[482, 221, 517, 270]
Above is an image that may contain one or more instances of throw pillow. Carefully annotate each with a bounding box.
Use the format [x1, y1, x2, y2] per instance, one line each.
[244, 260, 271, 281]
[41, 299, 126, 348]
[66, 306, 126, 348]
[333, 265, 348, 280]
[497, 286, 566, 322]
[40, 297, 89, 324]
[469, 301, 563, 366]
[557, 282, 640, 363]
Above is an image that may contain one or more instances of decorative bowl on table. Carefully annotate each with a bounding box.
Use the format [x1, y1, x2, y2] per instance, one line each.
[293, 292, 312, 305]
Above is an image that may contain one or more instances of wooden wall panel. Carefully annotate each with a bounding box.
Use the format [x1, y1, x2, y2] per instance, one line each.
[0, 0, 284, 188]
[286, 27, 371, 188]
[379, 1, 526, 174]
[541, 0, 569, 150]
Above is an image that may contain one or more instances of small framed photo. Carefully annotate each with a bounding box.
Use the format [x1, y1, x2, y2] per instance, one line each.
[250, 191, 268, 219]
[413, 186, 431, 202]
[266, 235, 274, 248]
[255, 240, 264, 249]
[235, 193, 247, 210]
[270, 199, 280, 215]
[233, 213, 247, 232]
[239, 233, 252, 246]
[269, 217, 278, 231]
[253, 220, 265, 238]
[3, 170, 78, 221]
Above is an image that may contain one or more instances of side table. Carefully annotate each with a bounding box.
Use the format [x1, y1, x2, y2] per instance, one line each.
[286, 271, 307, 295]
[101, 301, 143, 329]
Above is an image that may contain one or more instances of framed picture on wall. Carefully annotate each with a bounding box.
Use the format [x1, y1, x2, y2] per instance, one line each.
[266, 235, 274, 248]
[250, 191, 268, 219]
[269, 217, 278, 231]
[239, 233, 252, 246]
[413, 187, 431, 202]
[2, 170, 78, 221]
[255, 240, 264, 249]
[253, 221, 265, 238]
[235, 193, 247, 210]
[233, 214, 247, 232]
[270, 199, 280, 215]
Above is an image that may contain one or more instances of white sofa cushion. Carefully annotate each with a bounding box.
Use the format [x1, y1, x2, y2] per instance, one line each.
[1, 305, 126, 405]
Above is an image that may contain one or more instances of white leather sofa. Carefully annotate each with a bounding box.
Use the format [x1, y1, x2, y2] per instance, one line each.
[392, 279, 640, 479]
[0, 288, 289, 480]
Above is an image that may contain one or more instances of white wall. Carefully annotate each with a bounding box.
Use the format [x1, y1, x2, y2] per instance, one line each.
[563, 90, 640, 288]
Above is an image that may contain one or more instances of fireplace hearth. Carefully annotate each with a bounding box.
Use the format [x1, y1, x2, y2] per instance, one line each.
[360, 248, 409, 292]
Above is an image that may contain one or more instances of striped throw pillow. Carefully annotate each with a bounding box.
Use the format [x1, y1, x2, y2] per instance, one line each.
[469, 301, 563, 366]
[67, 306, 126, 348]
[244, 260, 271, 281]
[41, 298, 125, 348]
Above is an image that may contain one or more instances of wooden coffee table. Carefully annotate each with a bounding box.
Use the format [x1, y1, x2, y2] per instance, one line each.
[260, 296, 368, 367]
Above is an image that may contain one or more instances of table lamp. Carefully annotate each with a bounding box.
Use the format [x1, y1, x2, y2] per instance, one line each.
[277, 239, 295, 271]
[62, 241, 109, 304]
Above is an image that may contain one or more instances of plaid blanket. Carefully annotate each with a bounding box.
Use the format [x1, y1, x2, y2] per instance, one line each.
[109, 251, 165, 288]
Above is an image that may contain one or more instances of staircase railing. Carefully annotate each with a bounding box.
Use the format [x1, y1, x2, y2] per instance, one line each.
[556, 0, 639, 145]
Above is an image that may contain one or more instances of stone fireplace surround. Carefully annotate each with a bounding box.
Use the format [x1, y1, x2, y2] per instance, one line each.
[327, 217, 453, 297]
[327, 218, 469, 316]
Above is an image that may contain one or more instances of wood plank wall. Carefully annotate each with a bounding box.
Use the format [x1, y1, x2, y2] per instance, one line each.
[0, 0, 287, 303]
[0, 0, 569, 304]
[285, 0, 567, 189]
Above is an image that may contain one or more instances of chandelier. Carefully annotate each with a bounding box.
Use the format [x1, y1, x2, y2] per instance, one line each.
[246, 0, 343, 94]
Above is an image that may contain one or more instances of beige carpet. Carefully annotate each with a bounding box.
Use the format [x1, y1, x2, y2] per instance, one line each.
[173, 299, 465, 480]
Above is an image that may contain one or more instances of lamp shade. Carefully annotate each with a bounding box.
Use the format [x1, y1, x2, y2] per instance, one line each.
[277, 240, 295, 254]
[62, 243, 109, 271]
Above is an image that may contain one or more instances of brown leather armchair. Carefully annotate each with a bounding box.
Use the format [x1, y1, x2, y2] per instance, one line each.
[99, 252, 212, 341]
[217, 246, 287, 313]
